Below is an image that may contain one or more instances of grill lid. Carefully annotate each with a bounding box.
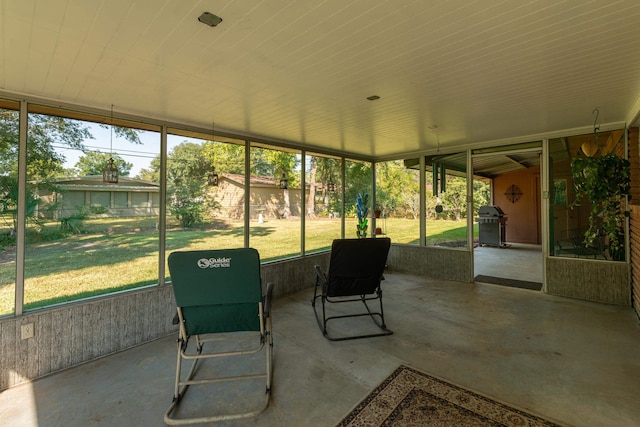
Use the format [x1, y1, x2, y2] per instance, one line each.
[478, 205, 505, 217]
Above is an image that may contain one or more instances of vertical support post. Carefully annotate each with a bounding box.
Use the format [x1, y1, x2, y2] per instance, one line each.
[300, 152, 306, 255]
[466, 149, 474, 281]
[158, 125, 167, 285]
[371, 161, 377, 237]
[15, 100, 27, 316]
[340, 158, 346, 239]
[432, 162, 438, 196]
[244, 140, 251, 249]
[541, 138, 550, 292]
[419, 156, 426, 246]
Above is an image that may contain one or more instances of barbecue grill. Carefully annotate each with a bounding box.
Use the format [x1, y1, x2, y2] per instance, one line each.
[475, 205, 507, 247]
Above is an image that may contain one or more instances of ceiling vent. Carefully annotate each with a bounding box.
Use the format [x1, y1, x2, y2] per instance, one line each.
[198, 12, 222, 27]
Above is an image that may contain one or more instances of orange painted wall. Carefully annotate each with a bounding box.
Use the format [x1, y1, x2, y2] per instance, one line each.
[492, 166, 541, 244]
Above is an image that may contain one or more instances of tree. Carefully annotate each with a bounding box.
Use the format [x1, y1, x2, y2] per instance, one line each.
[376, 161, 419, 218]
[58, 167, 79, 177]
[167, 142, 211, 183]
[202, 141, 245, 174]
[1, 112, 90, 180]
[165, 142, 220, 227]
[135, 167, 156, 182]
[440, 177, 466, 221]
[315, 157, 341, 216]
[146, 156, 161, 183]
[170, 186, 207, 228]
[405, 192, 421, 220]
[271, 151, 298, 218]
[345, 161, 372, 215]
[0, 111, 141, 180]
[307, 156, 341, 218]
[106, 125, 141, 145]
[75, 152, 133, 176]
[0, 176, 41, 237]
[0, 110, 143, 237]
[473, 180, 491, 217]
[439, 176, 491, 221]
[306, 156, 317, 218]
[0, 112, 90, 236]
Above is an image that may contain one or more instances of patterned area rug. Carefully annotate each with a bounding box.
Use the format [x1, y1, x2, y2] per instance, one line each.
[337, 365, 563, 427]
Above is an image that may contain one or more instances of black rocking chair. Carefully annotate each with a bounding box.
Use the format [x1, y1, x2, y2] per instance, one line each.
[312, 237, 392, 341]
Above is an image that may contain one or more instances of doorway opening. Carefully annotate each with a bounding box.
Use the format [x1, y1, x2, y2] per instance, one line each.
[471, 144, 544, 290]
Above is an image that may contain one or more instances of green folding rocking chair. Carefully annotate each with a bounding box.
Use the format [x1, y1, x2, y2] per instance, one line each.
[165, 248, 273, 425]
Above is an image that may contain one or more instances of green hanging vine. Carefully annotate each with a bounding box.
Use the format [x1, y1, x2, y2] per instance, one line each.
[570, 153, 631, 260]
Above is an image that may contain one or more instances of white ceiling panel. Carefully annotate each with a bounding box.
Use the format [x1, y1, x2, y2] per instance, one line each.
[1, 0, 640, 159]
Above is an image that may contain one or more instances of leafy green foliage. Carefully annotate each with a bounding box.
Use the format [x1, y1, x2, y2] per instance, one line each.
[260, 148, 300, 187]
[473, 180, 491, 216]
[376, 161, 420, 218]
[0, 113, 91, 180]
[75, 152, 133, 176]
[134, 167, 156, 181]
[169, 196, 207, 228]
[202, 141, 245, 174]
[58, 204, 108, 234]
[439, 178, 466, 220]
[1, 110, 144, 245]
[435, 177, 491, 220]
[0, 176, 42, 235]
[315, 157, 341, 214]
[59, 206, 88, 234]
[165, 142, 220, 228]
[345, 160, 372, 217]
[107, 124, 142, 145]
[571, 153, 630, 259]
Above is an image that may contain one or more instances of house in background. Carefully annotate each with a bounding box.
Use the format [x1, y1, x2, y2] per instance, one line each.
[215, 173, 309, 221]
[37, 176, 160, 219]
[37, 173, 311, 223]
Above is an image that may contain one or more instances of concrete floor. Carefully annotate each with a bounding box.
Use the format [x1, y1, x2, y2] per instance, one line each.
[1, 269, 639, 427]
[474, 243, 543, 284]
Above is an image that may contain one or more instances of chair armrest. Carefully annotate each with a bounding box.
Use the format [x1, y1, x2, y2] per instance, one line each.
[314, 265, 328, 286]
[263, 282, 274, 318]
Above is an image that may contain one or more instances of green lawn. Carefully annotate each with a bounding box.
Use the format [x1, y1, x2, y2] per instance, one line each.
[0, 217, 474, 314]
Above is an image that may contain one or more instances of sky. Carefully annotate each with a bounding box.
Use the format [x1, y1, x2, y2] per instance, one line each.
[57, 122, 307, 178]
[59, 124, 189, 178]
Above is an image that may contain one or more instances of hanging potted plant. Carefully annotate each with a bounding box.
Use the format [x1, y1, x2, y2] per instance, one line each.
[356, 192, 369, 238]
[374, 205, 381, 218]
[571, 152, 631, 260]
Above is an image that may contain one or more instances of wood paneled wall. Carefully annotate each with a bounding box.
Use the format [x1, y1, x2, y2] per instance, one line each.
[627, 127, 640, 316]
[388, 245, 472, 282]
[0, 252, 329, 392]
[630, 206, 640, 315]
[493, 166, 541, 244]
[546, 257, 630, 305]
[0, 285, 177, 392]
[629, 127, 640, 203]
